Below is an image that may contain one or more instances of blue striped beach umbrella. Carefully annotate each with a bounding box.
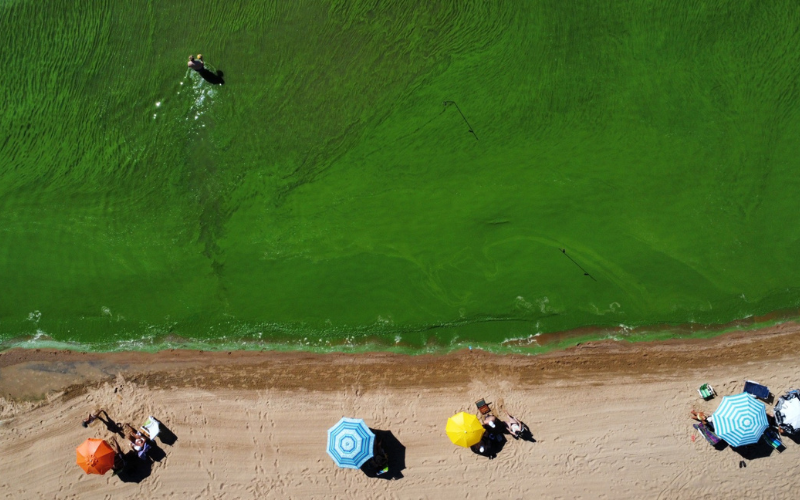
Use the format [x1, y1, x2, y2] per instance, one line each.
[326, 418, 375, 469]
[712, 392, 768, 447]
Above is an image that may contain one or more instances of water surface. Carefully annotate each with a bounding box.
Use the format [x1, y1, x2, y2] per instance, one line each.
[2, 0, 800, 352]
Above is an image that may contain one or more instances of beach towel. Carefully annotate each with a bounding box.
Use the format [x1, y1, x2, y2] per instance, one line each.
[694, 423, 721, 446]
[762, 428, 782, 449]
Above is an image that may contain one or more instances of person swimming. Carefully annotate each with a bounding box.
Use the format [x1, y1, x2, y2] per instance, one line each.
[187, 53, 224, 85]
[188, 54, 204, 71]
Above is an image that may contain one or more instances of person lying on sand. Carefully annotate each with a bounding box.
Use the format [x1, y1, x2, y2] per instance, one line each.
[503, 411, 526, 440]
[81, 412, 98, 428]
[82, 409, 122, 433]
[82, 409, 109, 428]
[690, 410, 709, 424]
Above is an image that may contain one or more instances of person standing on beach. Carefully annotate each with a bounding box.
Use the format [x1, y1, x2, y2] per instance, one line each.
[188, 54, 204, 71]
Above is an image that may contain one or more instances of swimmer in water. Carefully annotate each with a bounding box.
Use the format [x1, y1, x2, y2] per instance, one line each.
[187, 53, 224, 85]
[188, 54, 204, 71]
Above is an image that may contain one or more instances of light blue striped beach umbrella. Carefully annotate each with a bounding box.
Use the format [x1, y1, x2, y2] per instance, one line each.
[712, 392, 768, 447]
[326, 418, 375, 469]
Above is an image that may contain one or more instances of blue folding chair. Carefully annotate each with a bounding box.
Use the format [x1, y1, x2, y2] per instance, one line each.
[743, 380, 770, 400]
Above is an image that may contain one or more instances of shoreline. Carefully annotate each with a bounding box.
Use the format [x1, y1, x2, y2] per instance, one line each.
[2, 320, 799, 401]
[3, 305, 798, 357]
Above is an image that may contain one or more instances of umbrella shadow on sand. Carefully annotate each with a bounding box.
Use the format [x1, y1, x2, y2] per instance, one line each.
[115, 452, 152, 483]
[471, 430, 507, 460]
[115, 441, 168, 483]
[362, 429, 406, 480]
[733, 440, 780, 461]
[710, 440, 729, 452]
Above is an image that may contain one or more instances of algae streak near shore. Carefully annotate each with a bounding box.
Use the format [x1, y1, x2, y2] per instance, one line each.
[1, 1, 800, 352]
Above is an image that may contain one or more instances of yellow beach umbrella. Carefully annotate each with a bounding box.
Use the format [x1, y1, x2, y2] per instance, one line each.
[446, 412, 484, 447]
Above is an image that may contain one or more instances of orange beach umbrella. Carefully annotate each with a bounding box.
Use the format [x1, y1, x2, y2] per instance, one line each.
[76, 438, 116, 475]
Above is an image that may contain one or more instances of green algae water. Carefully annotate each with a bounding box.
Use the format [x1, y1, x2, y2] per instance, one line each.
[2, 0, 800, 353]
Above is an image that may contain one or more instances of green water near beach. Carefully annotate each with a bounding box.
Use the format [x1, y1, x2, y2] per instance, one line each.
[2, 0, 800, 353]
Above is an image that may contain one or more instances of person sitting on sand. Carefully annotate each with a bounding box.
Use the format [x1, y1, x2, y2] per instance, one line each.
[122, 423, 150, 459]
[188, 54, 204, 71]
[365, 437, 389, 475]
[107, 437, 127, 475]
[479, 412, 501, 431]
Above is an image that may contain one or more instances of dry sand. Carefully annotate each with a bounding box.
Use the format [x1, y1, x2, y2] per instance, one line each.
[2, 322, 800, 499]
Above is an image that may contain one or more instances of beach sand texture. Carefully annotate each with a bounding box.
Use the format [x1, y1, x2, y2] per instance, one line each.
[2, 325, 799, 499]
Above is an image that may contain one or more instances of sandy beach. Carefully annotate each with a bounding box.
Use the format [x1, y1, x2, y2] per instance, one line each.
[2, 323, 799, 499]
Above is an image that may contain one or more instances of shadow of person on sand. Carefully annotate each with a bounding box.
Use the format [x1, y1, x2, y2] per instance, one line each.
[362, 429, 406, 480]
[198, 68, 224, 85]
[83, 409, 121, 435]
[509, 421, 536, 443]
